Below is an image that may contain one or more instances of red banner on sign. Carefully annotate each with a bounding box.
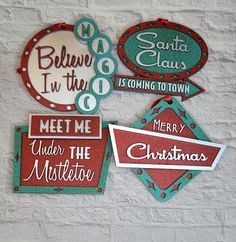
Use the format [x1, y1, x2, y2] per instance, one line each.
[109, 125, 225, 171]
[29, 114, 101, 139]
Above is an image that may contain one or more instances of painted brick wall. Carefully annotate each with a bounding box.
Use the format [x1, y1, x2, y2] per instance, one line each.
[0, 0, 235, 241]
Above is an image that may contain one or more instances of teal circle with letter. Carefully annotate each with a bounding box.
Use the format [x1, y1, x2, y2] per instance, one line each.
[75, 91, 100, 114]
[89, 75, 113, 98]
[94, 55, 118, 76]
[74, 18, 118, 114]
[88, 34, 113, 56]
[74, 18, 99, 42]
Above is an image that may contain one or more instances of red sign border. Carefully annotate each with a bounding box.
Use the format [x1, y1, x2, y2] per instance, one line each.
[117, 19, 208, 81]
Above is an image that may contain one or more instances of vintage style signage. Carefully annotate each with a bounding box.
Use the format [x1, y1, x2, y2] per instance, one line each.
[15, 16, 224, 203]
[74, 18, 118, 114]
[109, 97, 226, 201]
[109, 125, 225, 170]
[114, 18, 208, 100]
[114, 74, 204, 101]
[13, 118, 115, 194]
[18, 18, 117, 114]
[15, 18, 118, 194]
[29, 114, 101, 139]
[117, 18, 208, 80]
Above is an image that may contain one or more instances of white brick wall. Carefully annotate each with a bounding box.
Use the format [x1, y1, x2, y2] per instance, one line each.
[0, 0, 235, 241]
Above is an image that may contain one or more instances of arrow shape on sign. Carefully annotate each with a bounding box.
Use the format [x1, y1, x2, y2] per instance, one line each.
[109, 124, 226, 171]
[113, 75, 205, 101]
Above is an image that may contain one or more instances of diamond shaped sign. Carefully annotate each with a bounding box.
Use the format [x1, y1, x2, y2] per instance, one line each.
[110, 97, 225, 201]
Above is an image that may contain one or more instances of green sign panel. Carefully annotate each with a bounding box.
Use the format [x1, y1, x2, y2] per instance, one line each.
[124, 28, 201, 74]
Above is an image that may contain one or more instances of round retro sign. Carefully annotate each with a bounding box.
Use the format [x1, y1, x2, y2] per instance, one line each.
[19, 18, 117, 113]
[117, 19, 208, 81]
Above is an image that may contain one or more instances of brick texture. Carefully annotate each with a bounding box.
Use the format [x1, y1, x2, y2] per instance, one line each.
[0, 0, 235, 241]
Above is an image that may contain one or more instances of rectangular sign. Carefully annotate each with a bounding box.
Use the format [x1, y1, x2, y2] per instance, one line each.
[29, 114, 101, 139]
[109, 124, 226, 171]
[13, 121, 114, 194]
